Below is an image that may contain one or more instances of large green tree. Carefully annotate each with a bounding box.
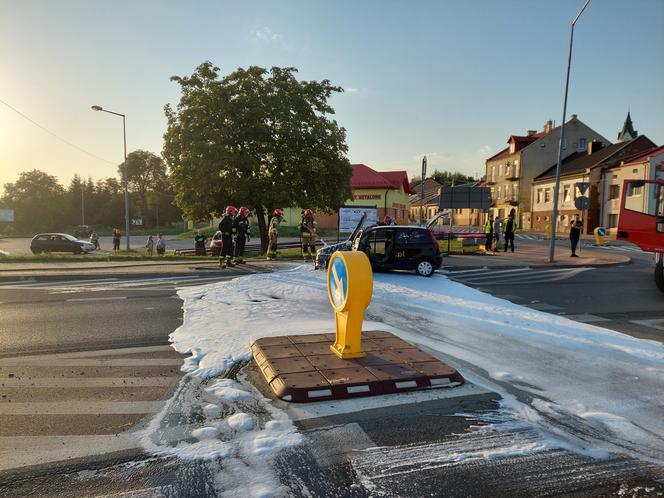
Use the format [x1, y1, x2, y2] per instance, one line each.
[0, 170, 64, 233]
[163, 62, 353, 251]
[119, 150, 169, 228]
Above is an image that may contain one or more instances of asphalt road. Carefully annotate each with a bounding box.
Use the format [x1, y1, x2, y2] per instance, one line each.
[1, 264, 663, 496]
[441, 244, 664, 343]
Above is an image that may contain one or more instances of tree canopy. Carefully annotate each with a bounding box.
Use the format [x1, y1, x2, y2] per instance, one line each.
[163, 62, 353, 250]
[410, 171, 476, 189]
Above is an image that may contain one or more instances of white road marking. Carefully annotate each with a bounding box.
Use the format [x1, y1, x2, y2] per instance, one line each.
[527, 303, 563, 311]
[0, 358, 182, 366]
[0, 435, 139, 471]
[1, 376, 181, 388]
[0, 401, 164, 415]
[11, 344, 174, 361]
[564, 314, 611, 323]
[66, 296, 127, 302]
[630, 318, 664, 331]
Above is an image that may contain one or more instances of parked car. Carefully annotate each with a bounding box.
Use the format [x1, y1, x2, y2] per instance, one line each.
[30, 233, 96, 254]
[315, 213, 445, 277]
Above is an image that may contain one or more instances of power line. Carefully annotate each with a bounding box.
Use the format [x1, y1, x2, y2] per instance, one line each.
[0, 98, 116, 166]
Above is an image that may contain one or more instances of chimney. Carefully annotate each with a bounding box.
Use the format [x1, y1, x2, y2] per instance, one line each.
[527, 130, 537, 136]
[571, 114, 578, 120]
[543, 120, 553, 134]
[587, 140, 603, 155]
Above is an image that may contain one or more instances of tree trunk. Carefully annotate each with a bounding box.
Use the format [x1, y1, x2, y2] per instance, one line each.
[256, 207, 268, 254]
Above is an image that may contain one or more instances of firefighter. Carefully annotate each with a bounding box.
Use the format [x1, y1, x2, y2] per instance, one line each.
[233, 206, 251, 264]
[299, 208, 317, 262]
[267, 208, 284, 260]
[218, 205, 237, 268]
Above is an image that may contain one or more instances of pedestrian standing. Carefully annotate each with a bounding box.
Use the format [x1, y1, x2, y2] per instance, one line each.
[300, 208, 317, 262]
[233, 206, 250, 264]
[570, 216, 582, 257]
[267, 208, 284, 260]
[218, 205, 237, 268]
[194, 229, 207, 256]
[503, 213, 516, 252]
[492, 216, 502, 252]
[156, 234, 166, 256]
[90, 232, 100, 250]
[112, 228, 121, 252]
[146, 235, 154, 256]
[484, 215, 494, 253]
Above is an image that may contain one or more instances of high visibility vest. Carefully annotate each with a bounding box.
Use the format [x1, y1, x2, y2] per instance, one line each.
[484, 220, 492, 234]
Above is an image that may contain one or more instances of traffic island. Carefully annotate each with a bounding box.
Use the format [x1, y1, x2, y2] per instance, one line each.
[251, 331, 464, 402]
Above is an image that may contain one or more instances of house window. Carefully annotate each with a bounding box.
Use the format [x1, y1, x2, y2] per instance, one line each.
[563, 185, 571, 202]
[612, 174, 618, 180]
[629, 185, 643, 197]
[505, 164, 511, 177]
[544, 189, 551, 202]
[579, 138, 587, 149]
[608, 214, 618, 228]
[609, 185, 620, 200]
[498, 164, 503, 176]
[632, 168, 639, 174]
[537, 189, 543, 204]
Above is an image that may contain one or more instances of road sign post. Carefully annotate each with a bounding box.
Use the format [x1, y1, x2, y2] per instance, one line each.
[327, 251, 373, 359]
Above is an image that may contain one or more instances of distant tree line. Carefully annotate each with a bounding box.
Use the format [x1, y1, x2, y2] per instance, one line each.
[0, 150, 183, 235]
[410, 171, 476, 189]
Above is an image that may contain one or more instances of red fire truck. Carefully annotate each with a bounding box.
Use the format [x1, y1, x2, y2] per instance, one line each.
[617, 179, 664, 292]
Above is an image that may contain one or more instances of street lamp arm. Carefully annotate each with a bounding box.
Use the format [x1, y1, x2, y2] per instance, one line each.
[91, 105, 125, 118]
[572, 0, 591, 26]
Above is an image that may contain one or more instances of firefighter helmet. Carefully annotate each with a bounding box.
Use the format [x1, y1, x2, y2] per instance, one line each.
[303, 208, 313, 217]
[239, 206, 250, 217]
[225, 205, 237, 215]
[273, 208, 284, 218]
[383, 215, 392, 224]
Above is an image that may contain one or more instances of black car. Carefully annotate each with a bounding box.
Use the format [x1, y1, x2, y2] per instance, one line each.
[30, 233, 96, 254]
[315, 213, 445, 277]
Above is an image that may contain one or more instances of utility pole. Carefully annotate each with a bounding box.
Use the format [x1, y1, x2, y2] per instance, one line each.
[420, 155, 427, 225]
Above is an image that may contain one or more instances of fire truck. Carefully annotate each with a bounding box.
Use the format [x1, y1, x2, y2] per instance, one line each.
[617, 179, 664, 292]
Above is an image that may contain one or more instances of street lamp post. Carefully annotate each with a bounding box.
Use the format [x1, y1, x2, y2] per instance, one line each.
[548, 0, 591, 263]
[91, 105, 130, 251]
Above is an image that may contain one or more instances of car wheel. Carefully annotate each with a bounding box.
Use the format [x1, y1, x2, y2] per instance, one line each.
[31, 248, 40, 255]
[655, 259, 664, 293]
[415, 258, 434, 277]
[73, 248, 82, 254]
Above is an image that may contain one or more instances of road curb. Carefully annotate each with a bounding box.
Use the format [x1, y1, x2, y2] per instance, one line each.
[439, 255, 631, 272]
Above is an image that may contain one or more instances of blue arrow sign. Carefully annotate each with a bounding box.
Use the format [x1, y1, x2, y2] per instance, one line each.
[329, 256, 348, 309]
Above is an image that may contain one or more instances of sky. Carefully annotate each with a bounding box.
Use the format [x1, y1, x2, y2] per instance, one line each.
[1, 0, 663, 193]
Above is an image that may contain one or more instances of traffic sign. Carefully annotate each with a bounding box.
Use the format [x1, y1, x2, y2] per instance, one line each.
[574, 196, 589, 211]
[576, 182, 590, 195]
[327, 251, 373, 359]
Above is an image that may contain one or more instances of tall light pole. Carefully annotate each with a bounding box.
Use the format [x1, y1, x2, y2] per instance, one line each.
[548, 0, 591, 263]
[91, 105, 130, 251]
[420, 155, 427, 225]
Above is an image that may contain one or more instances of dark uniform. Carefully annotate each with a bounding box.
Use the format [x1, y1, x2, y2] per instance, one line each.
[218, 215, 234, 268]
[194, 233, 207, 256]
[233, 214, 250, 264]
[300, 215, 317, 262]
[504, 215, 516, 252]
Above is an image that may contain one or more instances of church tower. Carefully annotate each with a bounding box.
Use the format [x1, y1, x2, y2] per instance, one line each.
[617, 111, 638, 142]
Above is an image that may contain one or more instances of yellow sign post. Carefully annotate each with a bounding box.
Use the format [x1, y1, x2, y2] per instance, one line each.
[327, 251, 373, 359]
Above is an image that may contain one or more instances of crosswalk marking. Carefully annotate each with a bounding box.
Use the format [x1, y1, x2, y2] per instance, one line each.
[2, 377, 180, 388]
[67, 296, 128, 302]
[0, 401, 164, 415]
[0, 344, 184, 471]
[442, 266, 593, 286]
[0, 357, 183, 366]
[0, 435, 138, 472]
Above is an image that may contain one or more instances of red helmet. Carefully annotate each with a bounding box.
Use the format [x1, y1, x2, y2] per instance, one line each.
[303, 208, 313, 217]
[273, 208, 284, 217]
[225, 205, 237, 215]
[384, 215, 392, 224]
[239, 206, 250, 217]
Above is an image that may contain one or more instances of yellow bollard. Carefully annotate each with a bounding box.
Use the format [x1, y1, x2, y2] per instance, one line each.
[545, 224, 551, 240]
[327, 251, 373, 359]
[594, 227, 606, 246]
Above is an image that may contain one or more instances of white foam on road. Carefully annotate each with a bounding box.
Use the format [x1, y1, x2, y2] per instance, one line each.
[137, 265, 664, 495]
